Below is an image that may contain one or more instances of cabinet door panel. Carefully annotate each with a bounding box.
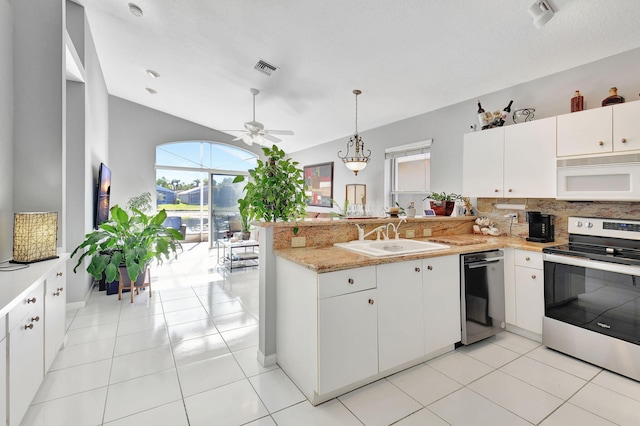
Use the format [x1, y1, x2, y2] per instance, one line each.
[463, 128, 505, 197]
[504, 117, 556, 198]
[9, 302, 44, 426]
[318, 289, 378, 394]
[613, 101, 640, 152]
[377, 261, 424, 371]
[557, 107, 612, 157]
[515, 266, 544, 334]
[423, 255, 461, 354]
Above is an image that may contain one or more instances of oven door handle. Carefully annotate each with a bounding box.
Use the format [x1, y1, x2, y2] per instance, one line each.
[543, 253, 640, 276]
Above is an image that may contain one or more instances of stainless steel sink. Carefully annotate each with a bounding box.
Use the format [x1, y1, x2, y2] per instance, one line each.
[334, 239, 450, 257]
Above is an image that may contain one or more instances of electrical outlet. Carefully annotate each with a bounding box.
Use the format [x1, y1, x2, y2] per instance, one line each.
[291, 236, 306, 248]
[423, 228, 432, 237]
[504, 213, 518, 224]
[405, 229, 415, 238]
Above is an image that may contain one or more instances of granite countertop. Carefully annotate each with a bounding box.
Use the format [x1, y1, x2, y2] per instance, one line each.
[275, 235, 564, 273]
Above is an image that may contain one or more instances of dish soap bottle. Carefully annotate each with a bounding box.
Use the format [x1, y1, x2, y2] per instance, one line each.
[602, 87, 625, 107]
[571, 90, 584, 112]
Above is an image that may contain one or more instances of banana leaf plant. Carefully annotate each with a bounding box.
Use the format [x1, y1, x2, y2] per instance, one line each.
[71, 205, 183, 283]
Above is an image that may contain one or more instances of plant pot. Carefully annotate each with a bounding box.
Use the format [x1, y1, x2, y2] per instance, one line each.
[118, 266, 148, 287]
[405, 208, 416, 218]
[241, 231, 251, 240]
[430, 201, 455, 216]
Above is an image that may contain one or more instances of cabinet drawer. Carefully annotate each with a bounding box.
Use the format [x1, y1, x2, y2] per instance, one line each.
[514, 250, 543, 269]
[318, 266, 376, 299]
[8, 282, 44, 332]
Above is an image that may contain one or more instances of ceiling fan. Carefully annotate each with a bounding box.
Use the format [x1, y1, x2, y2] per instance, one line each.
[224, 88, 294, 146]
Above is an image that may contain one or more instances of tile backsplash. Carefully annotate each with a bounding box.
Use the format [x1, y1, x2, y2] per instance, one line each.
[477, 198, 640, 239]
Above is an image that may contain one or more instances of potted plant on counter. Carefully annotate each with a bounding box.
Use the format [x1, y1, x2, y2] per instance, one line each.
[233, 144, 307, 222]
[423, 192, 462, 216]
[71, 205, 183, 289]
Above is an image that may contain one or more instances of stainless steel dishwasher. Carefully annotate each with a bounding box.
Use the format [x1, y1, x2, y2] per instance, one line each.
[460, 250, 505, 345]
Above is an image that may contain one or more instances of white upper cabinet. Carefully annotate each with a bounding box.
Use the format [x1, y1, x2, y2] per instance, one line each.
[463, 127, 505, 197]
[557, 106, 613, 157]
[463, 117, 556, 198]
[613, 101, 640, 152]
[504, 117, 556, 198]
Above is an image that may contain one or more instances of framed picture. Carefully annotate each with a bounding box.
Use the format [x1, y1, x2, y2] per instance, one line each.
[304, 162, 334, 207]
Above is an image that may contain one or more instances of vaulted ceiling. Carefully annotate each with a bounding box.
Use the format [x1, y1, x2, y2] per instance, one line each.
[77, 0, 640, 152]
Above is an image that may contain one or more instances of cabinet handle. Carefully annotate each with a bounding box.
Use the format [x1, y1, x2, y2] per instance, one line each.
[427, 265, 433, 271]
[31, 316, 40, 322]
[57, 287, 64, 292]
[57, 272, 63, 277]
[347, 278, 354, 285]
[54, 292, 60, 296]
[415, 267, 421, 272]
[368, 299, 374, 305]
[531, 274, 537, 279]
[525, 256, 530, 261]
[621, 138, 627, 143]
[24, 324, 34, 330]
[508, 189, 513, 193]
[494, 189, 499, 193]
[26, 297, 36, 304]
[598, 141, 604, 146]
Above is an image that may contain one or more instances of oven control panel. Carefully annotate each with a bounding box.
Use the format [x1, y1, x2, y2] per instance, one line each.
[569, 216, 640, 240]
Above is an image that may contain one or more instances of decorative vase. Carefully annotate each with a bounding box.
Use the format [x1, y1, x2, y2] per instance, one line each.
[430, 201, 455, 216]
[602, 87, 624, 106]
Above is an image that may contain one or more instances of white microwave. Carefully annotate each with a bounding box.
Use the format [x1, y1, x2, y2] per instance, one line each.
[557, 154, 640, 201]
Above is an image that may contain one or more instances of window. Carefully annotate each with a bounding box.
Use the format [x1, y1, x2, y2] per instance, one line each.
[385, 140, 432, 211]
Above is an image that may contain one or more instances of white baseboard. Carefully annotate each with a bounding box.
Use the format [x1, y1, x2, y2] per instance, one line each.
[257, 349, 277, 367]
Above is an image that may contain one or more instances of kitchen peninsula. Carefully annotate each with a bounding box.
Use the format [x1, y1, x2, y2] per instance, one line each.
[255, 217, 560, 405]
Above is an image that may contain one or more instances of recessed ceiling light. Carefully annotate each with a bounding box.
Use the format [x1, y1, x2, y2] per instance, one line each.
[146, 88, 157, 94]
[129, 3, 143, 17]
[146, 69, 160, 78]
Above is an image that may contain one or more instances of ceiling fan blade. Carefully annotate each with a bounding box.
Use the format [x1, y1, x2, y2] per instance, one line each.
[241, 134, 254, 146]
[266, 130, 294, 136]
[263, 133, 282, 143]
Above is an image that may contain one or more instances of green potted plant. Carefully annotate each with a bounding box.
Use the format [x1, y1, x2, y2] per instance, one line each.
[233, 144, 307, 222]
[71, 205, 184, 289]
[423, 192, 462, 216]
[237, 198, 252, 240]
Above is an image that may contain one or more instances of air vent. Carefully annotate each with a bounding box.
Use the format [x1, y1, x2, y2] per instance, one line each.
[254, 60, 278, 76]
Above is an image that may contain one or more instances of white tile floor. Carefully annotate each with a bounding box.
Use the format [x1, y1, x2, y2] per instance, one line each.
[21, 243, 640, 425]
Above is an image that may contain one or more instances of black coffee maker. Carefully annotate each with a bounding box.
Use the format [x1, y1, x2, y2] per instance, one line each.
[526, 211, 555, 242]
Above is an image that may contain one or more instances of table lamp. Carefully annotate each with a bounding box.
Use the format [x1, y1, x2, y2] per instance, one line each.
[12, 212, 59, 263]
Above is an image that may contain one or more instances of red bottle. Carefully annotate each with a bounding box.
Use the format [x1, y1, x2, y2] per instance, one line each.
[571, 90, 584, 112]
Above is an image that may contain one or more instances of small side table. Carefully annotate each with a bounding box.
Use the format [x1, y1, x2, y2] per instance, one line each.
[218, 239, 259, 271]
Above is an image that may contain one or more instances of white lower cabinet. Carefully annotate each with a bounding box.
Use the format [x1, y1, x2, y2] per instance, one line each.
[377, 260, 424, 371]
[8, 282, 44, 426]
[44, 267, 67, 373]
[318, 289, 378, 394]
[423, 255, 461, 354]
[0, 316, 6, 426]
[276, 255, 461, 405]
[514, 250, 544, 336]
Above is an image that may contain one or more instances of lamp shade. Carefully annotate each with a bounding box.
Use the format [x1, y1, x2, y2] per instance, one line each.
[12, 212, 59, 263]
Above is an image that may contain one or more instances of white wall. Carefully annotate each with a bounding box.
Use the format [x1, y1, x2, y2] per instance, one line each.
[292, 47, 640, 213]
[0, 0, 13, 261]
[108, 96, 264, 208]
[64, 1, 110, 305]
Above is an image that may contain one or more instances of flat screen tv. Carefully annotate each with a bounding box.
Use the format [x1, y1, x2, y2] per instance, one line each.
[95, 162, 111, 228]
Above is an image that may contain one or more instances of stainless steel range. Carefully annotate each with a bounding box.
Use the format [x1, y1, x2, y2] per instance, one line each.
[543, 216, 640, 381]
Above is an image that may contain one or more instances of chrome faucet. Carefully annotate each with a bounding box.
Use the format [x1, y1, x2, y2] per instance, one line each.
[355, 224, 387, 241]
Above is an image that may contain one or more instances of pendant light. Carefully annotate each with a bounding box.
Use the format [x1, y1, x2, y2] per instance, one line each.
[338, 89, 371, 175]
